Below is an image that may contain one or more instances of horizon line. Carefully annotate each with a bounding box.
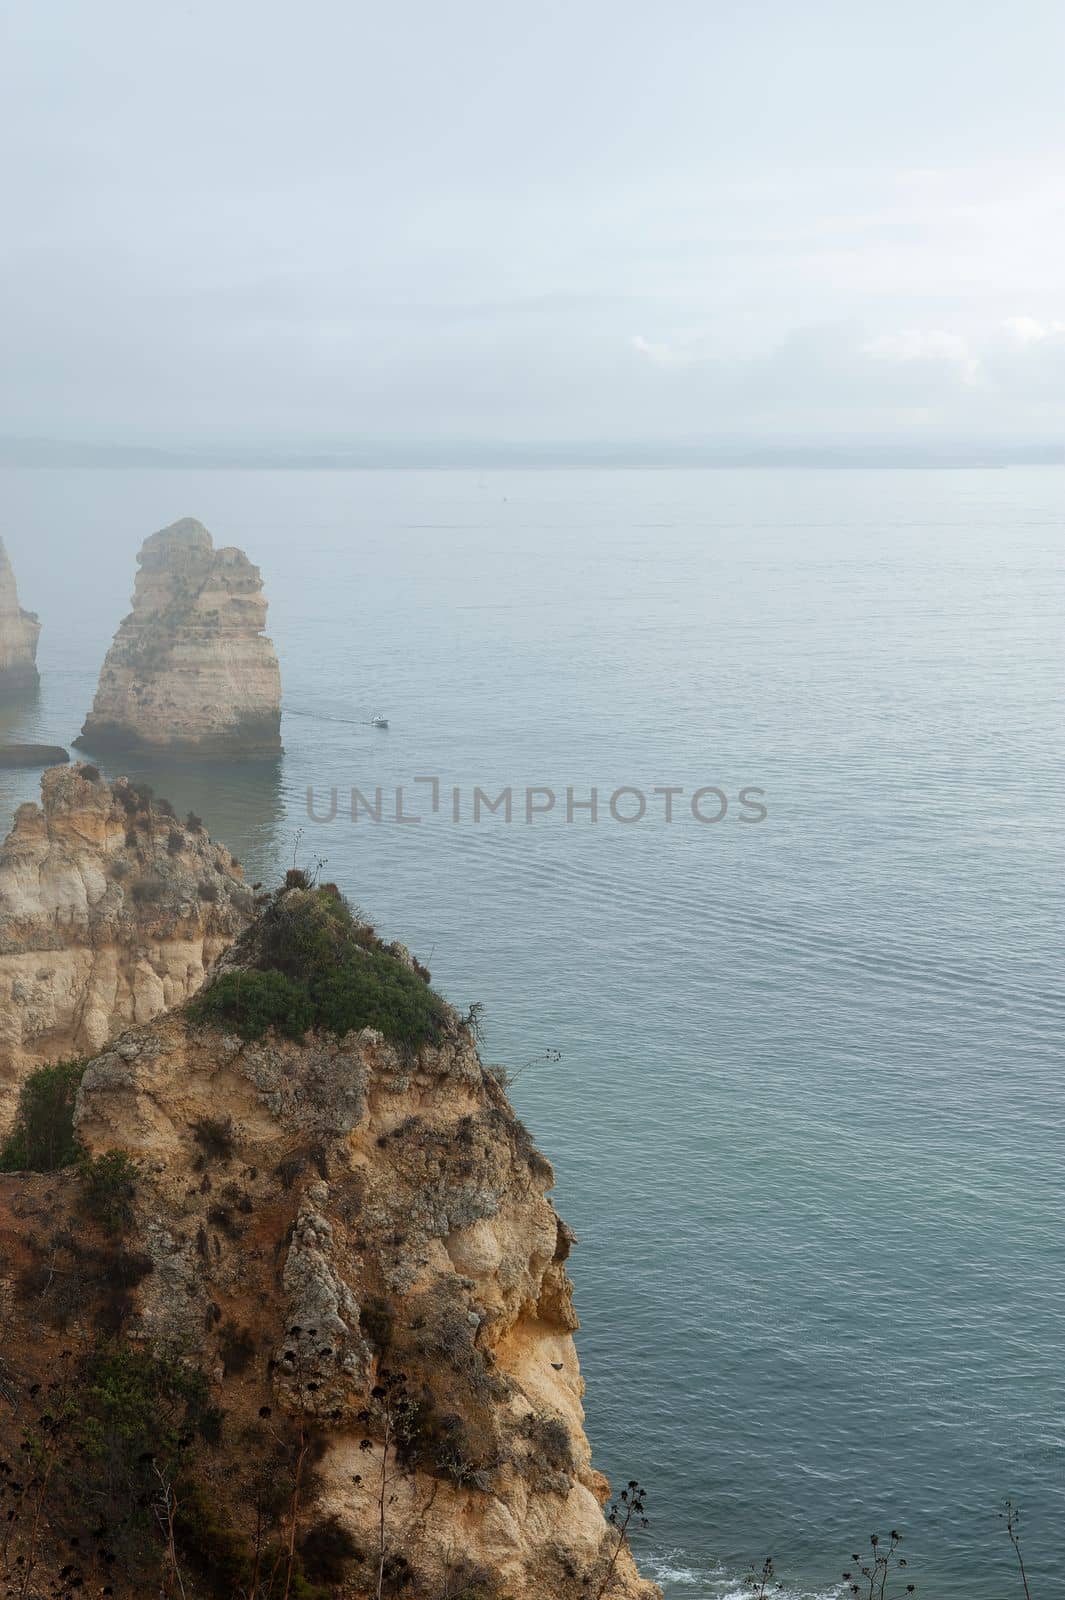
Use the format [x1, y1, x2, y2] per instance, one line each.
[2, 434, 1064, 472]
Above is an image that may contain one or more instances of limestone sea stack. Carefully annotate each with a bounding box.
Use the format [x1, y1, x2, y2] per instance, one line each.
[0, 537, 41, 697]
[76, 517, 283, 755]
[0, 763, 252, 1130]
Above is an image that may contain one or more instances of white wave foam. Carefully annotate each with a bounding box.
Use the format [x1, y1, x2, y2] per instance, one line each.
[644, 1547, 846, 1600]
[644, 1548, 702, 1583]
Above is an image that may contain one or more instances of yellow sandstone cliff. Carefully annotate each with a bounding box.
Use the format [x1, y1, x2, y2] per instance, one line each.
[0, 764, 251, 1130]
[0, 882, 659, 1599]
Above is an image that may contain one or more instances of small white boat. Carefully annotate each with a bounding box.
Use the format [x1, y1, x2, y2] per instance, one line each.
[370, 712, 389, 729]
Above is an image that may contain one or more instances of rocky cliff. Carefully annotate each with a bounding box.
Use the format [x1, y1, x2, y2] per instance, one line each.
[0, 536, 41, 695]
[76, 517, 283, 754]
[0, 763, 251, 1130]
[0, 882, 658, 1600]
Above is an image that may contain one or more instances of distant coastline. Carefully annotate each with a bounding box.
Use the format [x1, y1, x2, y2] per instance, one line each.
[3, 433, 1064, 471]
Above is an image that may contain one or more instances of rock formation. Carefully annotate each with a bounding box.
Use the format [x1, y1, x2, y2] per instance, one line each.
[0, 882, 659, 1600]
[0, 536, 41, 696]
[0, 763, 252, 1131]
[76, 517, 283, 755]
[0, 743, 69, 769]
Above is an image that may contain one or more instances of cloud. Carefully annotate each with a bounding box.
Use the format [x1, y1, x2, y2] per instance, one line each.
[615, 313, 1065, 441]
[4, 0, 1065, 449]
[859, 329, 980, 384]
[1002, 315, 1065, 344]
[630, 334, 700, 369]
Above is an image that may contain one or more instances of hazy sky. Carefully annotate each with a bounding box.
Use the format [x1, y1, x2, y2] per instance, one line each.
[3, 0, 1065, 451]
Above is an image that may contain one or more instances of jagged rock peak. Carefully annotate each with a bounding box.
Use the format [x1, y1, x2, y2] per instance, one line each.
[0, 536, 41, 696]
[52, 883, 660, 1599]
[76, 517, 283, 755]
[0, 762, 252, 1126]
[142, 514, 212, 553]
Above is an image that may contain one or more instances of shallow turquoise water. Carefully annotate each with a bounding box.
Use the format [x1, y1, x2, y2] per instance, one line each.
[1, 466, 1062, 1598]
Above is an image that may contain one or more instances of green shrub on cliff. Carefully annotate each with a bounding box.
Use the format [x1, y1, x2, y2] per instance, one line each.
[0, 1061, 139, 1235]
[189, 884, 448, 1048]
[79, 1149, 139, 1234]
[312, 942, 447, 1041]
[80, 1341, 216, 1463]
[190, 968, 313, 1041]
[0, 1057, 87, 1172]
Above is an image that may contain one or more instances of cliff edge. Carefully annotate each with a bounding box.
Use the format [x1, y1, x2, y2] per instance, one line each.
[0, 882, 659, 1599]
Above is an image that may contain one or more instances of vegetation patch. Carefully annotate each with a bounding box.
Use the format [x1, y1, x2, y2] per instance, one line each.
[116, 779, 155, 814]
[218, 1320, 257, 1376]
[359, 1295, 394, 1355]
[190, 967, 313, 1040]
[79, 1148, 139, 1234]
[298, 1516, 361, 1584]
[80, 1341, 217, 1464]
[193, 1114, 237, 1164]
[131, 874, 167, 904]
[0, 1057, 87, 1171]
[0, 1339, 223, 1594]
[173, 1416, 335, 1600]
[188, 885, 449, 1047]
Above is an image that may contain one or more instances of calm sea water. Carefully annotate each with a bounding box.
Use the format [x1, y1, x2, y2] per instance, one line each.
[1, 467, 1063, 1599]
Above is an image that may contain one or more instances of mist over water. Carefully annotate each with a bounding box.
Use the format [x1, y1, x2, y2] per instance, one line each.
[2, 465, 1062, 1598]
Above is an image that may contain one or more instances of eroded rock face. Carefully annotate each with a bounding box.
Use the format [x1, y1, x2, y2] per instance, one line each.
[58, 962, 658, 1597]
[76, 517, 282, 755]
[0, 537, 41, 696]
[0, 764, 251, 1129]
[0, 881, 659, 1597]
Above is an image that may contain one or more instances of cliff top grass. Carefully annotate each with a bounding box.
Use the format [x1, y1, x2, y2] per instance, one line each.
[188, 877, 449, 1048]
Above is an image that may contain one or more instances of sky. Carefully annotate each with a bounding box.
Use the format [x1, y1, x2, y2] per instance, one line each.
[2, 0, 1065, 458]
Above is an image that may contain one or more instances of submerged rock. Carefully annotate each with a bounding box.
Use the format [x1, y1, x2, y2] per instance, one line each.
[0, 763, 251, 1130]
[76, 517, 283, 755]
[0, 537, 41, 697]
[0, 744, 69, 769]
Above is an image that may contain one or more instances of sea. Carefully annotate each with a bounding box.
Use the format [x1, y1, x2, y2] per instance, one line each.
[1, 465, 1062, 1599]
